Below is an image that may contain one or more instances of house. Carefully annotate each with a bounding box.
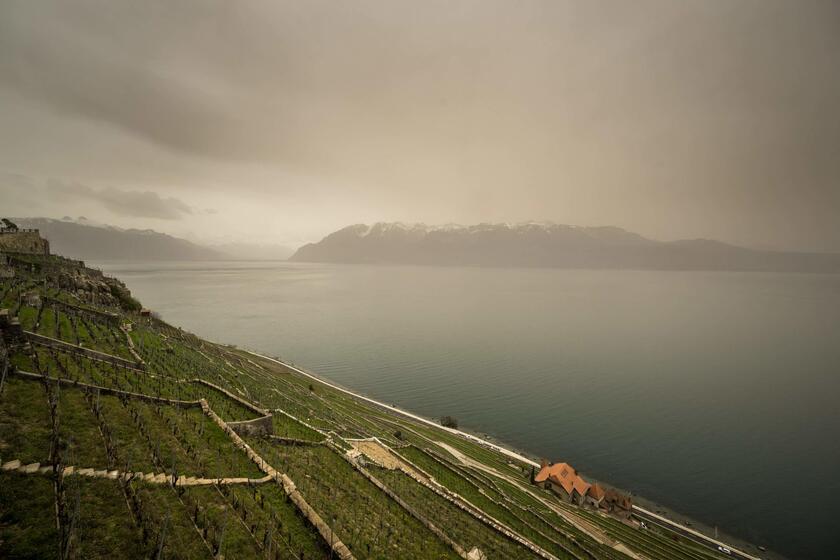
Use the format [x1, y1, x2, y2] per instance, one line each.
[603, 488, 633, 518]
[534, 460, 591, 505]
[586, 482, 606, 508]
[534, 460, 634, 515]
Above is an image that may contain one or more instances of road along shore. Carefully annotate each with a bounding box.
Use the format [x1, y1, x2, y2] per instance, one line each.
[246, 350, 763, 560]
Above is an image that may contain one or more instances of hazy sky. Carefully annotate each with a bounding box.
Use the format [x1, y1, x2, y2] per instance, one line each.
[1, 0, 838, 251]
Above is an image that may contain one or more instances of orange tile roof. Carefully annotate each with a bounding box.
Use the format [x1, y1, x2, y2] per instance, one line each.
[573, 476, 591, 496]
[588, 483, 605, 500]
[534, 466, 552, 483]
[535, 462, 590, 496]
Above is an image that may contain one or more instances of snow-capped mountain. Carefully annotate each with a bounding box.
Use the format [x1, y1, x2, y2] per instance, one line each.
[290, 222, 840, 272]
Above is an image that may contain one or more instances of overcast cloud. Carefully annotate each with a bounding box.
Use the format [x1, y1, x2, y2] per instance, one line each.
[45, 179, 194, 220]
[0, 0, 838, 250]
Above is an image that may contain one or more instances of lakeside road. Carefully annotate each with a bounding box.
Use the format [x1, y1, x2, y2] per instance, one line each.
[631, 507, 762, 560]
[247, 350, 764, 560]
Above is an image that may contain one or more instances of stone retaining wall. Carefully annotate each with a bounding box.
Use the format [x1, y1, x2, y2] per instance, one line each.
[227, 414, 274, 437]
[43, 296, 120, 326]
[272, 407, 329, 437]
[199, 400, 355, 560]
[328, 440, 470, 559]
[193, 378, 268, 416]
[1, 459, 274, 487]
[25, 331, 144, 370]
[389, 447, 560, 560]
[11, 370, 202, 408]
[119, 325, 146, 365]
[267, 435, 325, 447]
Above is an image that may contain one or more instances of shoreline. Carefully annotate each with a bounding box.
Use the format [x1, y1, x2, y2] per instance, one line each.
[245, 349, 771, 560]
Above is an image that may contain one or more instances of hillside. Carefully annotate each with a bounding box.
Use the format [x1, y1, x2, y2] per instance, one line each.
[0, 249, 764, 559]
[291, 222, 840, 273]
[14, 218, 225, 261]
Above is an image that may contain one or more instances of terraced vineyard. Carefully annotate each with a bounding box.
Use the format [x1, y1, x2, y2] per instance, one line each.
[0, 253, 747, 559]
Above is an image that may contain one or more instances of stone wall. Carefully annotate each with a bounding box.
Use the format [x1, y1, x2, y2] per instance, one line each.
[0, 230, 50, 255]
[199, 399, 355, 560]
[227, 414, 274, 437]
[193, 378, 268, 416]
[11, 369, 202, 408]
[44, 297, 120, 326]
[25, 331, 145, 370]
[389, 447, 560, 560]
[330, 440, 470, 559]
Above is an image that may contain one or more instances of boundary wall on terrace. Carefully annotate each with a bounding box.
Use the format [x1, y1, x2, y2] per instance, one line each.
[43, 296, 120, 326]
[11, 369, 202, 408]
[199, 399, 355, 560]
[25, 331, 144, 370]
[193, 378, 269, 417]
[227, 414, 274, 437]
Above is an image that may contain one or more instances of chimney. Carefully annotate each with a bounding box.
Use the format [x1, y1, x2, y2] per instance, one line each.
[540, 458, 549, 469]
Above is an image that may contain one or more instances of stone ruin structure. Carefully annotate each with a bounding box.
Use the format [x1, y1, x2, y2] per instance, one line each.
[0, 219, 50, 256]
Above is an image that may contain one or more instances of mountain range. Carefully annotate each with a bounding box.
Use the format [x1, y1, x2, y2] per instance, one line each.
[14, 218, 224, 261]
[13, 218, 291, 262]
[290, 222, 840, 273]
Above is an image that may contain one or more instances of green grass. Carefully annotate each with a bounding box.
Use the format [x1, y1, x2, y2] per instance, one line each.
[72, 477, 147, 559]
[0, 379, 51, 464]
[17, 304, 38, 330]
[250, 441, 460, 560]
[179, 485, 263, 558]
[225, 483, 331, 559]
[0, 254, 746, 560]
[0, 472, 59, 559]
[377, 468, 546, 559]
[271, 411, 325, 442]
[58, 388, 110, 468]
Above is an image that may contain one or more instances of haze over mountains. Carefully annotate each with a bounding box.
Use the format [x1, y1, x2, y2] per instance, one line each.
[14, 218, 293, 261]
[291, 222, 840, 273]
[15, 217, 223, 261]
[12, 217, 840, 272]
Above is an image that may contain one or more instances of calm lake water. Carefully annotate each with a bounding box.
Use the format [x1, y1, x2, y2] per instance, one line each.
[94, 260, 840, 559]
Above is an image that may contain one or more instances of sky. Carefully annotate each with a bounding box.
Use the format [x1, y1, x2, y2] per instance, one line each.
[1, 0, 839, 252]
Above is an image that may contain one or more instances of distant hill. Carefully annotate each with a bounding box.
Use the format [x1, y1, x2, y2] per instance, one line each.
[14, 217, 226, 261]
[291, 222, 840, 273]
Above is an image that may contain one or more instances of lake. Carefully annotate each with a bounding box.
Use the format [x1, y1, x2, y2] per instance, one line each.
[93, 260, 840, 559]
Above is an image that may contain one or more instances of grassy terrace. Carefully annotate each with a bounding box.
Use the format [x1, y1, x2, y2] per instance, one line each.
[378, 467, 546, 559]
[0, 254, 740, 559]
[395, 445, 617, 560]
[251, 440, 461, 559]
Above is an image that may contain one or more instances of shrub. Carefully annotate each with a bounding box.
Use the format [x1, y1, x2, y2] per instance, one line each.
[109, 284, 141, 312]
[440, 415, 458, 429]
